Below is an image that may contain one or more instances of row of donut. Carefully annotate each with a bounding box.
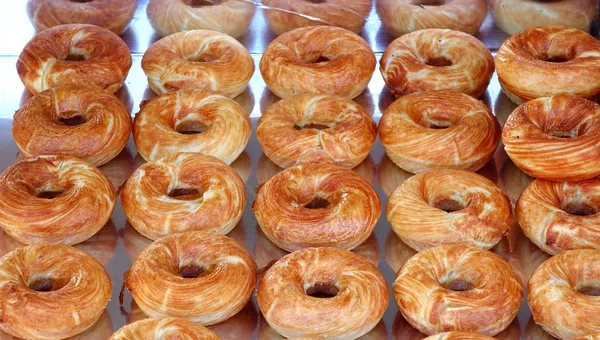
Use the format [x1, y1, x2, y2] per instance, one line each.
[27, 0, 599, 39]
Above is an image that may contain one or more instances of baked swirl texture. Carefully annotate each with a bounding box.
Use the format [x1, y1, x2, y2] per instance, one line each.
[13, 85, 132, 166]
[133, 90, 251, 164]
[109, 318, 219, 339]
[380, 29, 494, 98]
[0, 244, 111, 339]
[17, 24, 131, 94]
[124, 231, 257, 325]
[257, 247, 388, 339]
[253, 163, 380, 252]
[423, 333, 496, 340]
[394, 244, 523, 335]
[0, 155, 115, 246]
[387, 169, 511, 251]
[260, 26, 376, 99]
[496, 26, 600, 104]
[379, 91, 500, 173]
[142, 30, 254, 97]
[120, 153, 246, 241]
[502, 94, 600, 182]
[257, 94, 377, 169]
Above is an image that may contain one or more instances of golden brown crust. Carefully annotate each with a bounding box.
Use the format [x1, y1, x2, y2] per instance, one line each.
[120, 153, 246, 241]
[387, 169, 512, 251]
[253, 163, 381, 252]
[124, 231, 257, 325]
[260, 26, 376, 99]
[517, 177, 600, 255]
[27, 0, 138, 35]
[376, 0, 487, 36]
[528, 249, 600, 339]
[496, 26, 600, 103]
[0, 244, 111, 339]
[574, 335, 600, 340]
[380, 29, 494, 98]
[142, 30, 254, 97]
[257, 247, 389, 339]
[490, 0, 598, 35]
[147, 0, 255, 38]
[17, 24, 131, 94]
[0, 155, 115, 245]
[257, 94, 377, 169]
[423, 332, 497, 340]
[395, 244, 523, 336]
[110, 317, 219, 339]
[502, 94, 600, 181]
[133, 90, 251, 164]
[379, 91, 500, 173]
[13, 85, 132, 166]
[261, 0, 372, 35]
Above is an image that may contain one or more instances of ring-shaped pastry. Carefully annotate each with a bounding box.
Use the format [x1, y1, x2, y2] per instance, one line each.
[0, 155, 115, 246]
[387, 169, 511, 251]
[142, 30, 254, 97]
[252, 162, 381, 252]
[13, 85, 132, 166]
[123, 231, 257, 325]
[260, 26, 376, 99]
[120, 153, 246, 241]
[17, 24, 131, 94]
[27, 0, 138, 35]
[376, 0, 488, 36]
[528, 249, 600, 339]
[380, 29, 494, 98]
[257, 247, 388, 339]
[423, 332, 496, 340]
[257, 94, 377, 169]
[496, 26, 600, 104]
[379, 91, 500, 173]
[394, 244, 523, 336]
[502, 94, 600, 182]
[0, 244, 111, 339]
[133, 90, 251, 164]
[109, 318, 219, 339]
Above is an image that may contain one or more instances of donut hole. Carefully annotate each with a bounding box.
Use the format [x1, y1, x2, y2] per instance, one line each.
[301, 54, 332, 64]
[58, 113, 87, 126]
[29, 278, 61, 292]
[176, 120, 209, 135]
[64, 53, 88, 62]
[293, 123, 330, 131]
[186, 54, 219, 63]
[413, 0, 446, 5]
[432, 198, 465, 213]
[305, 0, 329, 3]
[168, 188, 204, 201]
[305, 282, 339, 298]
[305, 197, 330, 209]
[69, 0, 95, 3]
[577, 285, 600, 296]
[562, 201, 598, 216]
[426, 56, 453, 67]
[179, 264, 207, 279]
[37, 190, 65, 199]
[184, 0, 222, 7]
[441, 278, 475, 292]
[424, 120, 452, 129]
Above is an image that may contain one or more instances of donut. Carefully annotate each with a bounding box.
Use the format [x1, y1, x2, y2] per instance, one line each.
[257, 247, 388, 339]
[253, 163, 380, 252]
[490, 0, 598, 35]
[142, 30, 254, 97]
[528, 249, 600, 339]
[17, 24, 131, 94]
[27, 0, 138, 35]
[496, 26, 600, 104]
[110, 318, 219, 339]
[123, 231, 257, 325]
[260, 26, 376, 99]
[13, 85, 132, 166]
[395, 244, 523, 335]
[376, 0, 487, 36]
[423, 333, 496, 340]
[575, 335, 600, 340]
[379, 91, 500, 173]
[502, 94, 600, 182]
[133, 90, 251, 164]
[147, 0, 256, 38]
[380, 29, 494, 98]
[0, 244, 111, 339]
[387, 169, 512, 251]
[261, 0, 372, 35]
[120, 153, 246, 241]
[257, 94, 377, 169]
[0, 155, 115, 245]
